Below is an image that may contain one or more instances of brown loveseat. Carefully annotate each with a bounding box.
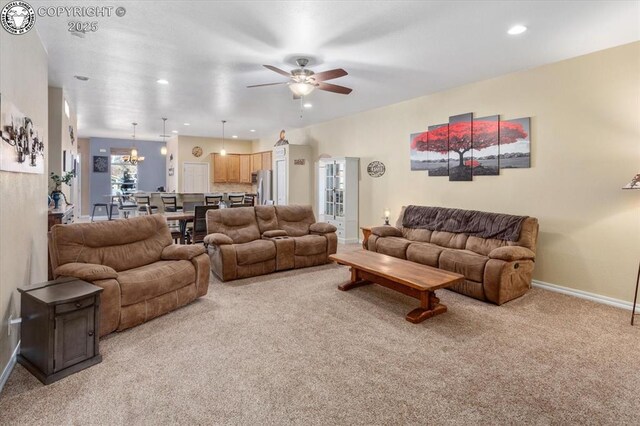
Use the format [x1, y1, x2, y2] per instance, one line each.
[204, 205, 337, 281]
[48, 215, 210, 336]
[367, 206, 539, 305]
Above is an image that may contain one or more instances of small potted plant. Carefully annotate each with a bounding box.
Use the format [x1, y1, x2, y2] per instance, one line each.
[50, 171, 74, 209]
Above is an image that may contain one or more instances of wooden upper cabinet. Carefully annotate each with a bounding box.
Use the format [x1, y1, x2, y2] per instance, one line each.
[226, 154, 241, 183]
[240, 155, 251, 183]
[213, 153, 227, 183]
[251, 153, 262, 173]
[261, 151, 272, 170]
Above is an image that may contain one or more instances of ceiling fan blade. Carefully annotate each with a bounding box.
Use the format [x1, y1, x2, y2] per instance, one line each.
[263, 65, 291, 78]
[312, 68, 348, 82]
[247, 82, 289, 88]
[317, 82, 353, 95]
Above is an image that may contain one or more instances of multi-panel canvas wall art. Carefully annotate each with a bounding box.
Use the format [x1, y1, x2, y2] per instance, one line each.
[410, 131, 429, 171]
[447, 113, 473, 181]
[499, 117, 530, 168]
[426, 123, 449, 176]
[472, 115, 500, 175]
[410, 113, 531, 181]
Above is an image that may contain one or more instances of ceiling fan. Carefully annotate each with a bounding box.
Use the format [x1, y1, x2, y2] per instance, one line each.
[247, 58, 352, 98]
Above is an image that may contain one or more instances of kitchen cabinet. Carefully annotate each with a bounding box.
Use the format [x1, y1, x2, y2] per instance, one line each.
[212, 153, 227, 183]
[261, 151, 272, 170]
[251, 153, 262, 173]
[226, 155, 240, 183]
[239, 155, 251, 183]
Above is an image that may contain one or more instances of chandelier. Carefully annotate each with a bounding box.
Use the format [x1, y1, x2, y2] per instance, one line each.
[123, 122, 144, 165]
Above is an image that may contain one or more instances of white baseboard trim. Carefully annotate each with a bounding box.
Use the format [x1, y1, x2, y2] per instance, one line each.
[532, 280, 639, 312]
[0, 341, 20, 394]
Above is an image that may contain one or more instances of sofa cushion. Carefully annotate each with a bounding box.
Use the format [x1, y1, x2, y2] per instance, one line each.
[49, 215, 172, 272]
[117, 260, 195, 306]
[465, 236, 508, 256]
[274, 205, 316, 237]
[255, 205, 279, 233]
[293, 235, 327, 256]
[406, 242, 444, 267]
[439, 249, 489, 282]
[375, 236, 411, 259]
[402, 227, 432, 242]
[206, 207, 261, 244]
[235, 239, 277, 266]
[430, 231, 468, 249]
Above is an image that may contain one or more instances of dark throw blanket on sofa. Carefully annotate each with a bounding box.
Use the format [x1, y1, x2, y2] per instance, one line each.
[402, 206, 527, 242]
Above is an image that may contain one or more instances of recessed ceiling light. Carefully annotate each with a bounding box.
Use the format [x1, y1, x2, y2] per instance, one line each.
[74, 75, 89, 81]
[232, 135, 238, 139]
[250, 129, 256, 133]
[303, 103, 312, 108]
[172, 130, 178, 133]
[157, 79, 169, 85]
[507, 25, 527, 35]
[183, 123, 190, 126]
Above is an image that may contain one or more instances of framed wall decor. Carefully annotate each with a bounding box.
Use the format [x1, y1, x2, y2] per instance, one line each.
[0, 98, 46, 174]
[500, 117, 530, 169]
[93, 155, 109, 173]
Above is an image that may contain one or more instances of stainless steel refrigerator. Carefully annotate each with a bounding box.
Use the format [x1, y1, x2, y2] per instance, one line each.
[256, 170, 272, 205]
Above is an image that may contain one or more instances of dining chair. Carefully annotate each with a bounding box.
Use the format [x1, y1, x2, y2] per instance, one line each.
[205, 195, 223, 205]
[186, 205, 219, 244]
[161, 195, 182, 212]
[117, 195, 138, 219]
[134, 195, 159, 214]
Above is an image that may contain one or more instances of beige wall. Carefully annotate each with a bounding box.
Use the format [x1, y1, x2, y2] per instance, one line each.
[0, 29, 49, 375]
[256, 42, 640, 303]
[77, 138, 90, 215]
[173, 135, 252, 191]
[48, 87, 78, 205]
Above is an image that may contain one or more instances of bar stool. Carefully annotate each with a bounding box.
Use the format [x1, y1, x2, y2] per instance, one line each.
[205, 195, 223, 205]
[91, 203, 110, 222]
[228, 194, 245, 206]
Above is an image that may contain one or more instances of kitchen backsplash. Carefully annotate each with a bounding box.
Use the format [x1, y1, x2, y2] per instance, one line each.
[210, 183, 256, 194]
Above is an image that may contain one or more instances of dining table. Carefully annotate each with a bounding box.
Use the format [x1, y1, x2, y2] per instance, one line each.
[163, 211, 195, 244]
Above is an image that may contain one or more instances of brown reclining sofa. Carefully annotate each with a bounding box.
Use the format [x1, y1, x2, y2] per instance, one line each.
[204, 205, 337, 281]
[49, 215, 210, 336]
[367, 206, 539, 305]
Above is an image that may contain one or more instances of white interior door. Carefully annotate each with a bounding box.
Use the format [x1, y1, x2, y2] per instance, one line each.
[183, 162, 209, 193]
[276, 160, 286, 205]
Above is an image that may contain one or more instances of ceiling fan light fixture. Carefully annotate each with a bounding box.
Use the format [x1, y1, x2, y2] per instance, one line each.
[289, 82, 316, 97]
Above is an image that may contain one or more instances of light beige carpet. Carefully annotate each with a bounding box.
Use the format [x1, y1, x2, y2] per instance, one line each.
[1, 256, 639, 425]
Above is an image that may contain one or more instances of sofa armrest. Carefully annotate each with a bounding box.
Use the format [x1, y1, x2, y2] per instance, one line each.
[489, 246, 536, 262]
[203, 233, 234, 246]
[54, 262, 118, 281]
[371, 226, 402, 238]
[309, 222, 337, 234]
[262, 230, 288, 238]
[161, 244, 206, 261]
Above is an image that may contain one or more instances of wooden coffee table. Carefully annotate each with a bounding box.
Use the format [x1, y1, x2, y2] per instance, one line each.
[330, 250, 464, 323]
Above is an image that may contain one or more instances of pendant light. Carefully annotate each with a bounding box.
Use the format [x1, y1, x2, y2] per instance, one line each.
[160, 117, 168, 155]
[126, 122, 144, 165]
[220, 120, 227, 156]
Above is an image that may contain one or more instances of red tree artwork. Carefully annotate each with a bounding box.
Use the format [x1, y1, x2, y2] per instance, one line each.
[415, 121, 527, 161]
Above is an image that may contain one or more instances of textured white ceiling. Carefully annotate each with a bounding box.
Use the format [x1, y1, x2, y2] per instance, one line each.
[32, 0, 640, 141]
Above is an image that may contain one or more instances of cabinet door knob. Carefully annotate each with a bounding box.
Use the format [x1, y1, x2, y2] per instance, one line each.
[75, 302, 82, 308]
[88, 331, 94, 337]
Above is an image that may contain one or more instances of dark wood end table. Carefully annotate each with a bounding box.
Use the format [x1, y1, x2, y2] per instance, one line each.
[18, 278, 103, 385]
